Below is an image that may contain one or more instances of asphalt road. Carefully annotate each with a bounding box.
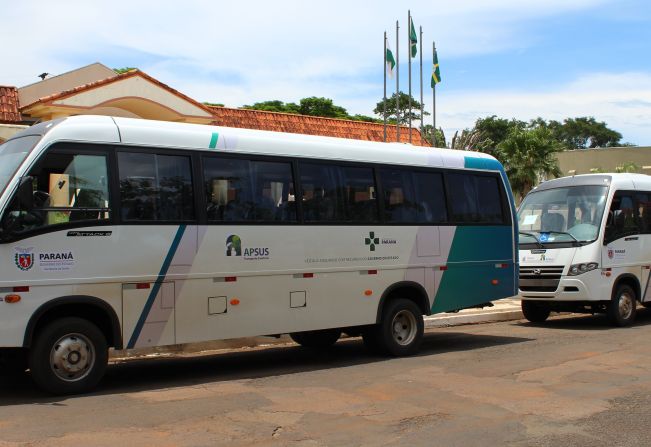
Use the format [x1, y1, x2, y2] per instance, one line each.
[2, 309, 651, 446]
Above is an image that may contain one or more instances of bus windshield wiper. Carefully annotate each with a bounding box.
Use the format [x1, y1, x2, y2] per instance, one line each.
[519, 231, 543, 247]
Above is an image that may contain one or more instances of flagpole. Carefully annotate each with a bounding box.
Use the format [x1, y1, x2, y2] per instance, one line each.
[407, 10, 412, 144]
[383, 31, 387, 142]
[419, 26, 424, 146]
[432, 41, 436, 146]
[396, 20, 400, 142]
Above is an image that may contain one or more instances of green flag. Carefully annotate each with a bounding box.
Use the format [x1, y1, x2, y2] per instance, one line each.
[409, 19, 418, 58]
[386, 41, 396, 79]
[431, 49, 441, 87]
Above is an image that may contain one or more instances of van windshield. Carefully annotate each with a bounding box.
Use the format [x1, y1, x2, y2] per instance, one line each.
[0, 136, 40, 197]
[518, 185, 608, 245]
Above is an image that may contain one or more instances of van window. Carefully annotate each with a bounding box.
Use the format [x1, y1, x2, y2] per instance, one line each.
[605, 191, 639, 241]
[118, 152, 194, 221]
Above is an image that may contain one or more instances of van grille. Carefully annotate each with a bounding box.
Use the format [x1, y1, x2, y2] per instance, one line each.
[519, 265, 564, 292]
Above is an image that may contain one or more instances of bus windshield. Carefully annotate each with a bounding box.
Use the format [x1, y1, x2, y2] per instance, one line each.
[518, 185, 608, 245]
[0, 136, 40, 197]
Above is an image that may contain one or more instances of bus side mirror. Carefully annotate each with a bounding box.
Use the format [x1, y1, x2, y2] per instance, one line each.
[17, 176, 34, 209]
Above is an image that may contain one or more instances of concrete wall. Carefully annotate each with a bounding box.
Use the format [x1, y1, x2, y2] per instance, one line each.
[556, 146, 651, 175]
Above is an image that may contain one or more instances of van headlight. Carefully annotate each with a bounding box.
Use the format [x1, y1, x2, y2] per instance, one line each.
[568, 262, 599, 276]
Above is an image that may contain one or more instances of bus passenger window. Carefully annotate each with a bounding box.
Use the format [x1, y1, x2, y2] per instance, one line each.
[341, 166, 378, 222]
[2, 151, 110, 235]
[299, 163, 345, 222]
[446, 173, 504, 224]
[118, 152, 194, 222]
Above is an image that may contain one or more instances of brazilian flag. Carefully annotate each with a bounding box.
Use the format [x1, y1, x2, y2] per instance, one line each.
[431, 49, 441, 87]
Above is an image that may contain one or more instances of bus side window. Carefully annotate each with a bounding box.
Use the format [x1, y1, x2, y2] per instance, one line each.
[118, 152, 194, 222]
[2, 151, 110, 236]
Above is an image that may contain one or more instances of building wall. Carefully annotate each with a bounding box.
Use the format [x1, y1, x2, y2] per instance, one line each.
[0, 124, 28, 142]
[556, 146, 651, 175]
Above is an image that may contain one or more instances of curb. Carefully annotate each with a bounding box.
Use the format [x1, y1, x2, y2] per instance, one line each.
[424, 309, 524, 328]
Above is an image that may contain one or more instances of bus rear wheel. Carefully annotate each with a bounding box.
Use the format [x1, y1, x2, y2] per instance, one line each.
[290, 329, 341, 349]
[607, 284, 637, 327]
[365, 298, 424, 356]
[29, 317, 108, 395]
[521, 300, 551, 323]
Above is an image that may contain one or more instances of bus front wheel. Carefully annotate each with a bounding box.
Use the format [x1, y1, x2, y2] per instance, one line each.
[29, 317, 108, 395]
[607, 284, 637, 327]
[290, 329, 341, 348]
[364, 298, 424, 356]
[521, 300, 551, 323]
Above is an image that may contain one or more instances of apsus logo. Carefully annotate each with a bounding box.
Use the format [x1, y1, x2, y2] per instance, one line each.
[14, 247, 34, 271]
[226, 235, 242, 256]
[226, 235, 270, 260]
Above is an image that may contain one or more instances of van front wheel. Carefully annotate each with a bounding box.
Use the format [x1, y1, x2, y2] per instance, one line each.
[521, 300, 550, 323]
[607, 284, 637, 327]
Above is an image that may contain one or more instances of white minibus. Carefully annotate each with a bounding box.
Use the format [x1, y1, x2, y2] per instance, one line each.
[0, 116, 517, 394]
[518, 173, 651, 326]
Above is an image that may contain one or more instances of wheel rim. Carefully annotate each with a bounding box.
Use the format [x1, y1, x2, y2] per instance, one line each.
[391, 310, 417, 346]
[618, 292, 634, 320]
[49, 333, 95, 382]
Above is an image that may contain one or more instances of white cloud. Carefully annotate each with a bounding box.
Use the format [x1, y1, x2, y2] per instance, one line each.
[437, 72, 651, 145]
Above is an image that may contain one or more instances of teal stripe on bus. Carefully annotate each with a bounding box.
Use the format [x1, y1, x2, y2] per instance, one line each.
[127, 225, 187, 349]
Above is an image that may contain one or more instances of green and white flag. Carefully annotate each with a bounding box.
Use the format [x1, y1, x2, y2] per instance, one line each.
[431, 49, 441, 87]
[386, 40, 396, 79]
[410, 19, 418, 58]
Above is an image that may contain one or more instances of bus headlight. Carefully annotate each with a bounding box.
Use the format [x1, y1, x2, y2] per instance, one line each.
[568, 262, 599, 276]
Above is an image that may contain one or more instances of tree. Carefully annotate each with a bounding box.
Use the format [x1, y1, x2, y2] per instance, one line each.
[113, 67, 136, 74]
[494, 127, 563, 201]
[449, 128, 493, 151]
[554, 117, 623, 149]
[297, 97, 349, 118]
[474, 116, 526, 148]
[242, 100, 300, 114]
[373, 91, 429, 125]
[421, 125, 446, 147]
[203, 102, 224, 107]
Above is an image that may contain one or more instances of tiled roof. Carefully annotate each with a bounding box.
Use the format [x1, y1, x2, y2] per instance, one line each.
[21, 69, 216, 116]
[209, 106, 429, 146]
[0, 86, 21, 123]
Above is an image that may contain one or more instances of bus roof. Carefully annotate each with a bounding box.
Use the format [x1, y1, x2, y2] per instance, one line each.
[31, 115, 501, 172]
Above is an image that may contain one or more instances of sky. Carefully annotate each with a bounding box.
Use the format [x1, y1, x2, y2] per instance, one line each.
[2, 0, 651, 145]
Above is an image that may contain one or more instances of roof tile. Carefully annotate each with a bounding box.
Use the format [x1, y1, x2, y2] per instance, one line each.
[209, 106, 429, 146]
[0, 86, 21, 123]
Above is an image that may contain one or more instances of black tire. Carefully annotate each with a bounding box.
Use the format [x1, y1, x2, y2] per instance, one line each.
[521, 300, 551, 323]
[290, 329, 341, 348]
[607, 284, 637, 327]
[29, 317, 108, 395]
[366, 298, 424, 357]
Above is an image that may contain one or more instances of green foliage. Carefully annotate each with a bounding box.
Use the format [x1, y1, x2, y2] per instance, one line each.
[298, 97, 349, 118]
[494, 127, 563, 201]
[242, 100, 300, 114]
[474, 116, 526, 149]
[202, 102, 224, 107]
[538, 117, 623, 149]
[373, 91, 429, 125]
[113, 67, 136, 74]
[421, 125, 446, 147]
[615, 161, 640, 173]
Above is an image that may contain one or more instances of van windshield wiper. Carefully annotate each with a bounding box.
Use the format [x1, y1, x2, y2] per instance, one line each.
[541, 230, 580, 243]
[519, 231, 543, 247]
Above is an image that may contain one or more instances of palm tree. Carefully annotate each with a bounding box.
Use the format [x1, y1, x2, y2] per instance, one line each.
[494, 127, 563, 202]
